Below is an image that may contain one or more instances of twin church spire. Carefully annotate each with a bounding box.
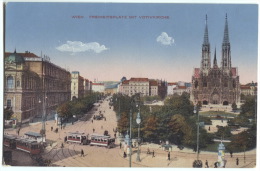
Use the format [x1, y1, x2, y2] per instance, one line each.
[201, 14, 231, 74]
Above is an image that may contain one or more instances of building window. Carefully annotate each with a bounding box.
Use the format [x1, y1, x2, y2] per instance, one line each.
[7, 76, 14, 89]
[7, 99, 12, 108]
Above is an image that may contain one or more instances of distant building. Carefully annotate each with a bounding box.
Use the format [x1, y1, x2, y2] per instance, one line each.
[83, 79, 91, 95]
[71, 71, 84, 100]
[4, 51, 71, 122]
[119, 77, 167, 98]
[167, 82, 177, 95]
[149, 80, 158, 96]
[240, 82, 257, 96]
[92, 82, 105, 93]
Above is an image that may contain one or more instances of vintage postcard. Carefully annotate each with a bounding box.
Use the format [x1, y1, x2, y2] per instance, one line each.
[1, 0, 258, 169]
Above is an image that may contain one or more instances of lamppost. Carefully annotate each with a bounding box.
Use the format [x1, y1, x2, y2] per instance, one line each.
[194, 105, 200, 160]
[129, 107, 132, 167]
[39, 94, 47, 143]
[136, 107, 141, 162]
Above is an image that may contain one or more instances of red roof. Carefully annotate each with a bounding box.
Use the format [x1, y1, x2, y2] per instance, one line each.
[5, 52, 39, 58]
[178, 86, 187, 89]
[149, 80, 158, 86]
[194, 68, 200, 78]
[240, 85, 250, 90]
[92, 83, 104, 86]
[130, 78, 149, 82]
[168, 82, 177, 86]
[122, 80, 129, 85]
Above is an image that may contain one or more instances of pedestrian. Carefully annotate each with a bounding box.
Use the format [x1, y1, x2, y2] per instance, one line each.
[230, 150, 233, 158]
[17, 129, 20, 136]
[81, 149, 84, 157]
[120, 142, 122, 149]
[214, 162, 218, 168]
[51, 126, 53, 131]
[91, 119, 93, 123]
[152, 150, 155, 157]
[114, 133, 116, 138]
[208, 126, 210, 131]
[61, 143, 64, 148]
[205, 160, 209, 168]
[236, 158, 239, 166]
[93, 128, 95, 133]
[104, 117, 106, 121]
[168, 152, 170, 161]
[123, 152, 127, 158]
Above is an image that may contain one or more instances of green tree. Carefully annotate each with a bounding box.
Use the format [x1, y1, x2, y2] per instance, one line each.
[232, 102, 238, 111]
[240, 95, 256, 118]
[215, 126, 232, 139]
[117, 112, 129, 134]
[57, 102, 72, 118]
[142, 115, 159, 142]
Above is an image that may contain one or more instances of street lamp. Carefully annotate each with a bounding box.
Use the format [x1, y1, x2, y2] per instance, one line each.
[136, 108, 141, 162]
[194, 105, 200, 160]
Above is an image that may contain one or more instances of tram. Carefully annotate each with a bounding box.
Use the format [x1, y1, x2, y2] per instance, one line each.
[3, 134, 17, 149]
[89, 134, 115, 148]
[3, 133, 42, 155]
[66, 132, 89, 145]
[15, 138, 42, 155]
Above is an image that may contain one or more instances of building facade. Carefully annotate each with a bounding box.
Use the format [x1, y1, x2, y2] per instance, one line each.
[191, 15, 240, 106]
[4, 51, 71, 122]
[71, 71, 85, 100]
[92, 82, 105, 93]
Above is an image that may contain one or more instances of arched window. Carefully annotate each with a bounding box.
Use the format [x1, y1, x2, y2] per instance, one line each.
[7, 76, 14, 89]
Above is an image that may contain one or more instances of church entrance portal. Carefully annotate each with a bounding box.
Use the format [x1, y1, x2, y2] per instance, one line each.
[223, 101, 229, 105]
[212, 94, 219, 104]
[203, 100, 208, 105]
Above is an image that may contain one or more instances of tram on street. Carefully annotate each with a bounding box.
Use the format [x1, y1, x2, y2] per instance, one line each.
[89, 134, 115, 148]
[3, 134, 17, 149]
[66, 132, 89, 145]
[3, 133, 42, 155]
[16, 138, 42, 155]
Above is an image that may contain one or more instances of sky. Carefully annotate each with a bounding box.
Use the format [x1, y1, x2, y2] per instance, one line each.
[4, 2, 258, 84]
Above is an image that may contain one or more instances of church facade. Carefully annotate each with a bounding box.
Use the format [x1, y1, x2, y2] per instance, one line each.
[191, 15, 240, 106]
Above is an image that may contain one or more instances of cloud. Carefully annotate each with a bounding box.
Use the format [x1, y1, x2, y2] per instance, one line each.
[56, 41, 109, 54]
[156, 32, 174, 46]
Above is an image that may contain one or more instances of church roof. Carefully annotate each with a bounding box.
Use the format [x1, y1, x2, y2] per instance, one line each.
[193, 68, 200, 78]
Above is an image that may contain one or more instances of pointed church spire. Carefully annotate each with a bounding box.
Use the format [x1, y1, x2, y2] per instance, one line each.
[14, 48, 16, 53]
[213, 47, 218, 66]
[223, 13, 230, 44]
[203, 14, 209, 44]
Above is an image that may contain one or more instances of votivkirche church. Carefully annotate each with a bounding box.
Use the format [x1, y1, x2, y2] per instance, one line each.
[191, 15, 240, 106]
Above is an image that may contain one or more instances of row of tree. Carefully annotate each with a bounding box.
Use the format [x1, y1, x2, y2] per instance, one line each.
[57, 92, 102, 118]
[112, 93, 214, 150]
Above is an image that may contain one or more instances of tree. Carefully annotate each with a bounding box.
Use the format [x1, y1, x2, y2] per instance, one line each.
[4, 108, 13, 120]
[57, 102, 72, 118]
[142, 115, 159, 142]
[240, 95, 256, 118]
[215, 126, 232, 139]
[232, 102, 238, 111]
[117, 112, 129, 134]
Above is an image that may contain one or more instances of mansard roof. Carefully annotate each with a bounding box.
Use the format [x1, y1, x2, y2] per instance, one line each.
[129, 78, 149, 82]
